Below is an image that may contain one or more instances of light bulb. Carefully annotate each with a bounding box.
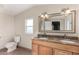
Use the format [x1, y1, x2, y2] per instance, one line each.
[40, 14, 44, 18]
[45, 14, 49, 19]
[65, 9, 71, 14]
[61, 8, 71, 15]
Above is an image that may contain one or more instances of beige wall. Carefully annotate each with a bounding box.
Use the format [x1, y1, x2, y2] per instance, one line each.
[0, 13, 15, 49]
[14, 4, 79, 49]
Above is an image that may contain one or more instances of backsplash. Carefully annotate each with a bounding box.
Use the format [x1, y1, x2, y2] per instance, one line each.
[38, 34, 78, 40]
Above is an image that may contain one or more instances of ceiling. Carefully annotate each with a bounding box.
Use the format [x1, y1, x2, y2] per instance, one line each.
[0, 4, 36, 16]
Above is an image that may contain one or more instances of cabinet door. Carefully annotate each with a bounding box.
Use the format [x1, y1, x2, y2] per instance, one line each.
[54, 49, 72, 55]
[32, 44, 38, 55]
[38, 45, 53, 55]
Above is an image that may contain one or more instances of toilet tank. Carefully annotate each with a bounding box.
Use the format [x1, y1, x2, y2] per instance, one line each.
[14, 35, 21, 43]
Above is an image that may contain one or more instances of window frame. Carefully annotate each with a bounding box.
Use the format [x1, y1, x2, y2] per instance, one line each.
[25, 18, 33, 34]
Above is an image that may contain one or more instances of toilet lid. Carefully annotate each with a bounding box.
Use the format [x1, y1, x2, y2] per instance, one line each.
[14, 36, 21, 43]
[5, 42, 17, 47]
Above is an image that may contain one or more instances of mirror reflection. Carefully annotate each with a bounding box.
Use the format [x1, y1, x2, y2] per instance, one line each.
[39, 9, 76, 33]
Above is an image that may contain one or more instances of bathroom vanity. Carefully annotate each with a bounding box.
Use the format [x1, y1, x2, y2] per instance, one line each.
[32, 36, 79, 55]
[32, 8, 78, 55]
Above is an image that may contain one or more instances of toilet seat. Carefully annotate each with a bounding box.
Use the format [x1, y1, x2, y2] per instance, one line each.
[5, 42, 17, 48]
[5, 42, 17, 52]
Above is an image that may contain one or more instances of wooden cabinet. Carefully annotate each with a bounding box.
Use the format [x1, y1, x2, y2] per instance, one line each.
[32, 39, 79, 55]
[38, 46, 52, 55]
[54, 49, 72, 55]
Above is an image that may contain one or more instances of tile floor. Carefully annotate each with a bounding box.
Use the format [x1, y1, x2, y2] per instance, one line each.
[0, 47, 32, 55]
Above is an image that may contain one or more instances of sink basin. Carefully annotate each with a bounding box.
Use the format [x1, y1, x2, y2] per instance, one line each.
[38, 37, 48, 40]
[60, 40, 76, 44]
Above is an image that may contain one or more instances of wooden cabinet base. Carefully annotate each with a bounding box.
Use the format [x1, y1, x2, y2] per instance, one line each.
[32, 39, 79, 55]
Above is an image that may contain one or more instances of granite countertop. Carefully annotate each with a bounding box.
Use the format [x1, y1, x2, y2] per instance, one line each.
[34, 37, 79, 46]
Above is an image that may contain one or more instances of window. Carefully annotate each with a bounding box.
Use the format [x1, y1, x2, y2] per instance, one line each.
[25, 18, 33, 34]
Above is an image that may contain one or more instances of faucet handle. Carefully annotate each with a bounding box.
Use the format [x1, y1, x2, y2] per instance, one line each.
[64, 34, 66, 36]
[63, 34, 67, 38]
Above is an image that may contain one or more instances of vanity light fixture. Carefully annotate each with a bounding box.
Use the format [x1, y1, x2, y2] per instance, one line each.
[40, 12, 49, 20]
[61, 8, 71, 15]
[40, 12, 49, 35]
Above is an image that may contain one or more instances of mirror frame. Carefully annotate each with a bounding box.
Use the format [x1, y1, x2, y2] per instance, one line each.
[38, 10, 76, 33]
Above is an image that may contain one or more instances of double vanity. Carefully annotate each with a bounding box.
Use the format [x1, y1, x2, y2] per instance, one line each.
[32, 35, 79, 55]
[32, 8, 78, 55]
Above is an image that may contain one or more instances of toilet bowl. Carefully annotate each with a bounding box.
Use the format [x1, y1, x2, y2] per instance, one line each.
[5, 35, 21, 53]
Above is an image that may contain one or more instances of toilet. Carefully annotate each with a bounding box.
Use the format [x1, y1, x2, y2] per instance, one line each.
[5, 35, 21, 53]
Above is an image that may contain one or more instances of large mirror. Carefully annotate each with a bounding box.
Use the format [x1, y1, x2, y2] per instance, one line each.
[39, 10, 76, 33]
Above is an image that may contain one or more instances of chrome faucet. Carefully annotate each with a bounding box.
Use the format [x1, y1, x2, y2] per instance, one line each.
[63, 34, 70, 40]
[63, 34, 67, 39]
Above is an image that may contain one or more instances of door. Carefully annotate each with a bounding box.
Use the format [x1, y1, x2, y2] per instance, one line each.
[32, 44, 38, 55]
[38, 45, 53, 55]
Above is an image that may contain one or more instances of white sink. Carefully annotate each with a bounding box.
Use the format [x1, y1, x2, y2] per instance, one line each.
[38, 37, 48, 40]
[60, 40, 76, 44]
